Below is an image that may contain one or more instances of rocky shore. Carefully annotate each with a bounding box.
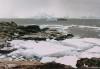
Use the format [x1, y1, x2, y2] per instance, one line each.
[0, 21, 100, 69]
[0, 21, 74, 41]
[0, 61, 74, 69]
[1, 58, 100, 69]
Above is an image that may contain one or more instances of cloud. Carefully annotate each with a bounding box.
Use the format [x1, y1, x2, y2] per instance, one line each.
[0, 0, 100, 18]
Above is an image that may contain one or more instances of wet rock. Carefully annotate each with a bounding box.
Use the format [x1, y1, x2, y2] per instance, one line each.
[41, 28, 49, 32]
[76, 58, 100, 68]
[7, 62, 74, 69]
[20, 36, 46, 41]
[0, 49, 17, 54]
[0, 37, 8, 49]
[0, 21, 17, 32]
[55, 34, 74, 41]
[17, 25, 41, 34]
[10, 21, 17, 27]
[66, 34, 74, 39]
[42, 62, 74, 69]
[0, 21, 18, 40]
[57, 18, 67, 21]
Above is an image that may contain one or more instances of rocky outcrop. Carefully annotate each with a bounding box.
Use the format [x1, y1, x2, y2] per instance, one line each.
[0, 21, 18, 39]
[76, 58, 100, 68]
[0, 48, 17, 54]
[41, 62, 74, 69]
[55, 34, 74, 41]
[0, 21, 74, 41]
[0, 21, 18, 48]
[0, 62, 74, 69]
[20, 37, 46, 41]
[17, 25, 41, 34]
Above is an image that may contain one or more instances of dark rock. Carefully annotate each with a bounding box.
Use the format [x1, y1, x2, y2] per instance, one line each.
[42, 62, 74, 69]
[20, 37, 46, 41]
[10, 21, 17, 27]
[0, 49, 17, 54]
[41, 28, 49, 32]
[0, 21, 18, 40]
[17, 25, 41, 34]
[66, 34, 74, 39]
[12, 62, 74, 69]
[76, 58, 100, 68]
[57, 18, 67, 21]
[55, 34, 74, 41]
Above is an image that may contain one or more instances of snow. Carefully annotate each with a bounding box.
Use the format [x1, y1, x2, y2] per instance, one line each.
[1, 38, 100, 67]
[85, 46, 100, 53]
[32, 42, 74, 57]
[62, 39, 94, 50]
[79, 52, 100, 58]
[82, 38, 100, 45]
[40, 57, 57, 63]
[9, 40, 37, 49]
[55, 56, 78, 68]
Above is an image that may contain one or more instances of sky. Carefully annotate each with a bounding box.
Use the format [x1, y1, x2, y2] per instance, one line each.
[0, 0, 100, 18]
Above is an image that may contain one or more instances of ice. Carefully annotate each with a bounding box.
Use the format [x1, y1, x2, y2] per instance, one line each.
[31, 41, 75, 57]
[79, 52, 100, 58]
[82, 38, 100, 45]
[55, 56, 78, 68]
[2, 37, 100, 67]
[40, 57, 57, 63]
[9, 40, 37, 49]
[62, 39, 94, 50]
[79, 46, 100, 58]
[85, 46, 100, 53]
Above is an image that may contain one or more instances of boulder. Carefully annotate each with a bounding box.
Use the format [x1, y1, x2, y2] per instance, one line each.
[0, 49, 17, 54]
[20, 37, 46, 41]
[57, 18, 67, 21]
[55, 34, 74, 41]
[76, 58, 100, 68]
[41, 28, 49, 32]
[10, 62, 74, 69]
[0, 21, 18, 38]
[42, 62, 74, 69]
[17, 25, 41, 34]
[10, 21, 17, 27]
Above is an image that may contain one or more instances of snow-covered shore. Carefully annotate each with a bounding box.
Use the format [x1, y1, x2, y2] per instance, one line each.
[1, 23, 100, 68]
[0, 38, 100, 67]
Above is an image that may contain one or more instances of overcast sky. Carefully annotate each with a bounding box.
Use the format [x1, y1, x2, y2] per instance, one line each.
[0, 0, 100, 18]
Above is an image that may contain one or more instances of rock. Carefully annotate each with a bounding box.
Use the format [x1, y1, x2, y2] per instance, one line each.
[17, 25, 41, 34]
[57, 18, 67, 21]
[20, 36, 46, 41]
[0, 49, 17, 54]
[76, 58, 100, 68]
[42, 62, 74, 69]
[55, 34, 74, 41]
[10, 21, 17, 27]
[9, 62, 74, 69]
[66, 34, 74, 39]
[41, 28, 49, 32]
[0, 21, 18, 40]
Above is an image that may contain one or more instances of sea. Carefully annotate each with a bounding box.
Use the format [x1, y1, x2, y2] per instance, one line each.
[0, 18, 100, 38]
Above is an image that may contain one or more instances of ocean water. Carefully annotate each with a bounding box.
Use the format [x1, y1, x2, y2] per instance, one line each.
[0, 19, 100, 38]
